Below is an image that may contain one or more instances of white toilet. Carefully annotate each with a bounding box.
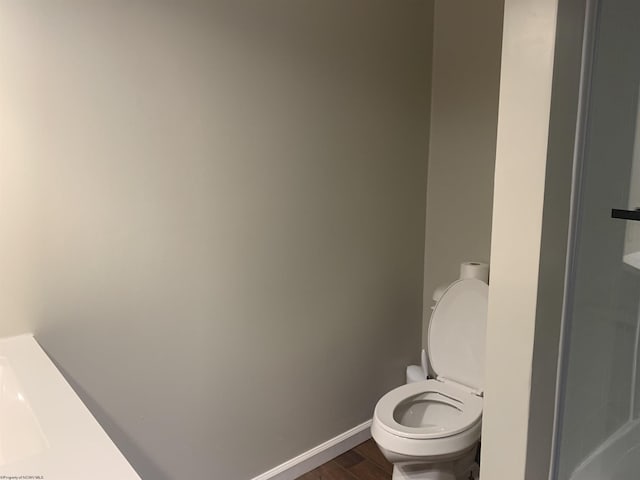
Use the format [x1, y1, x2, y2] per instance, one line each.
[371, 278, 488, 480]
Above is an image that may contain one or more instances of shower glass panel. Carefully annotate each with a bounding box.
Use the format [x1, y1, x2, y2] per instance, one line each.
[554, 1, 640, 479]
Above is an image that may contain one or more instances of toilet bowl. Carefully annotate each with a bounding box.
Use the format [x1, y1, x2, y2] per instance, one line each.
[371, 278, 488, 480]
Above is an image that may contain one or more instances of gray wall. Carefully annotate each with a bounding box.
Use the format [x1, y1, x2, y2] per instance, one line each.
[525, 0, 587, 476]
[0, 2, 433, 479]
[421, 0, 503, 346]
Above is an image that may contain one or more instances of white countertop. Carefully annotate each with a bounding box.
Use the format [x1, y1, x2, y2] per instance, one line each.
[0, 334, 140, 480]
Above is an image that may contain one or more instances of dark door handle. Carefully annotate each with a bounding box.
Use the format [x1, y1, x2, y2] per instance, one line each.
[611, 209, 640, 221]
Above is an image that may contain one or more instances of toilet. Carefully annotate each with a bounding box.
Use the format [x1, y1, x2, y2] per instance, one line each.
[371, 278, 488, 480]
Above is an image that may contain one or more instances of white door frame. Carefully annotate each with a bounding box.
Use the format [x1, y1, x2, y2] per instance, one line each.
[480, 0, 590, 478]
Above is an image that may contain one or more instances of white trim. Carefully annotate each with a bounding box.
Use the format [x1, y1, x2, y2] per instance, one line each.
[549, 0, 600, 478]
[630, 298, 640, 420]
[250, 419, 372, 480]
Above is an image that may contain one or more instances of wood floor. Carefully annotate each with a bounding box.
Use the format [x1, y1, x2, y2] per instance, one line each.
[296, 439, 393, 480]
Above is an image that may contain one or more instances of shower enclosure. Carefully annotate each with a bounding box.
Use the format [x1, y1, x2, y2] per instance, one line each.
[553, 0, 640, 478]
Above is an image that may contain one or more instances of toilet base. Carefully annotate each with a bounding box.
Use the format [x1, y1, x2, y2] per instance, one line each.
[392, 465, 479, 480]
[393, 462, 456, 480]
[390, 448, 478, 480]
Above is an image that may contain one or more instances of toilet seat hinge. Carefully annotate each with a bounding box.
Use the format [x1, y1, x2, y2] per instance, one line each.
[437, 376, 484, 397]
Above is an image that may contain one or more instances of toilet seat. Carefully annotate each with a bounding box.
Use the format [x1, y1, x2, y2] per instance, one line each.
[373, 279, 488, 442]
[374, 379, 482, 440]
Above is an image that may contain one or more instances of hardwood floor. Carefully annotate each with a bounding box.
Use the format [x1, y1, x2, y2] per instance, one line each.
[297, 440, 480, 480]
[297, 439, 392, 480]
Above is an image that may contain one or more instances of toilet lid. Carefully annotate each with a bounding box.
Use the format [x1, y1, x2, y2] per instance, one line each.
[428, 279, 488, 393]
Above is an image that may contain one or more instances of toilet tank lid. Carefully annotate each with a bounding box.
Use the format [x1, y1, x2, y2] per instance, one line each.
[427, 279, 489, 392]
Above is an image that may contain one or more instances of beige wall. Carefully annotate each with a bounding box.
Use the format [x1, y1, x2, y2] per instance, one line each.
[422, 0, 503, 346]
[0, 7, 38, 336]
[0, 2, 433, 479]
[0, 155, 35, 337]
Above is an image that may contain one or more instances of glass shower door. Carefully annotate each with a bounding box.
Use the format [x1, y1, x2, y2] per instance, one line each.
[554, 1, 640, 479]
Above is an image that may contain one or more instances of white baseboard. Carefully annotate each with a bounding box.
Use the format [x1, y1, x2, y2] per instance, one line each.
[250, 419, 373, 480]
